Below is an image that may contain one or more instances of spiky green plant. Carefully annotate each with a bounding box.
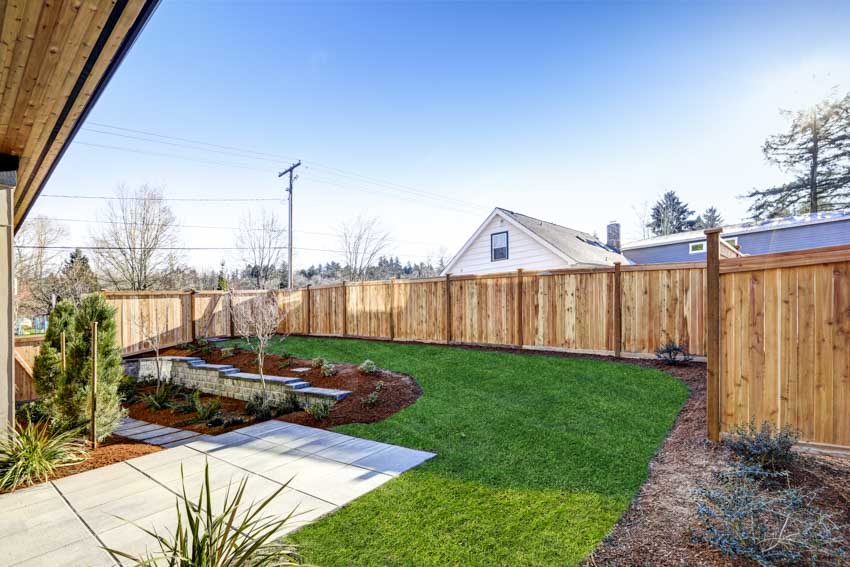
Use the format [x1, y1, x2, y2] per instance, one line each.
[143, 382, 177, 411]
[108, 462, 302, 566]
[0, 420, 87, 491]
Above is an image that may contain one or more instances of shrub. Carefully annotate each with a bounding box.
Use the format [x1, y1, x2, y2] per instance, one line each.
[304, 400, 332, 420]
[359, 359, 377, 375]
[195, 397, 221, 422]
[246, 392, 273, 420]
[321, 363, 337, 377]
[694, 470, 848, 566]
[143, 382, 177, 411]
[108, 461, 301, 566]
[58, 293, 127, 440]
[117, 375, 141, 405]
[0, 420, 87, 491]
[19, 400, 51, 424]
[311, 357, 326, 369]
[275, 393, 301, 416]
[374, 380, 385, 392]
[655, 341, 693, 365]
[727, 420, 799, 472]
[362, 391, 380, 408]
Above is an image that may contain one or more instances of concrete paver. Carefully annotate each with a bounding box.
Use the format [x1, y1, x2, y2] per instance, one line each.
[0, 420, 435, 565]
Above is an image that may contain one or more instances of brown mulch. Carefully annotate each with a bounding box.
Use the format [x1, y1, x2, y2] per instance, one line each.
[124, 383, 261, 435]
[0, 435, 163, 493]
[158, 345, 421, 431]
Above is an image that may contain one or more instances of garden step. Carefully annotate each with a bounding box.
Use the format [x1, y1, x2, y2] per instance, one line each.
[192, 363, 237, 372]
[299, 386, 351, 401]
[285, 380, 311, 390]
[219, 367, 240, 375]
[265, 375, 305, 385]
[290, 367, 311, 373]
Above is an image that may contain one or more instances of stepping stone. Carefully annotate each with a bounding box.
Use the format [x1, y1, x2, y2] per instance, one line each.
[285, 380, 310, 390]
[143, 429, 201, 446]
[299, 386, 351, 400]
[265, 375, 304, 385]
[219, 367, 240, 375]
[125, 426, 181, 441]
[290, 367, 311, 373]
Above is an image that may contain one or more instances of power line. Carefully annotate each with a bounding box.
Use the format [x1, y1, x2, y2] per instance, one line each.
[72, 141, 276, 173]
[81, 121, 489, 211]
[41, 193, 279, 203]
[34, 216, 444, 247]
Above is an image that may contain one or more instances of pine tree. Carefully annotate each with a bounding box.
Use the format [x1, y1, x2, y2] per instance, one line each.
[32, 300, 76, 398]
[648, 191, 696, 236]
[701, 207, 723, 228]
[59, 293, 126, 439]
[746, 92, 850, 219]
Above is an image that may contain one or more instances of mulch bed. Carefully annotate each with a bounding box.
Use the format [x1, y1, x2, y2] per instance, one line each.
[124, 382, 260, 435]
[158, 345, 421, 430]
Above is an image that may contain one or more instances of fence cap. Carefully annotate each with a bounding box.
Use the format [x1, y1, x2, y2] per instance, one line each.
[704, 227, 723, 235]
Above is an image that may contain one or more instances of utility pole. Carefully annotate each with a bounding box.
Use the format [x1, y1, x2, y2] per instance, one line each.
[278, 161, 301, 291]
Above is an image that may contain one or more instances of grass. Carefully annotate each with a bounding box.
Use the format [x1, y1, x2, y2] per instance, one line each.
[224, 336, 689, 566]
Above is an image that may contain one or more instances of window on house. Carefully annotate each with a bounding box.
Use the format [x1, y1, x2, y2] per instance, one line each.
[491, 231, 509, 261]
[723, 236, 739, 248]
[689, 241, 706, 254]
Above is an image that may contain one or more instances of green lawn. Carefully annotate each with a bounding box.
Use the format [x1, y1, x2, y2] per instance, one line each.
[234, 336, 688, 566]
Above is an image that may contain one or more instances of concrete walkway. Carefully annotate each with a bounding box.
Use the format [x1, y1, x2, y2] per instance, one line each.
[0, 421, 435, 566]
[111, 417, 203, 447]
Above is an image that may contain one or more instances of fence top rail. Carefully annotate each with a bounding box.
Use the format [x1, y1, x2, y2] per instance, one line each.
[719, 243, 850, 273]
[102, 290, 193, 297]
[621, 261, 706, 272]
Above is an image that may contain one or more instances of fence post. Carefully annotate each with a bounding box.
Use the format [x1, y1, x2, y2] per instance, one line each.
[705, 228, 723, 442]
[341, 281, 347, 337]
[189, 289, 196, 342]
[389, 278, 396, 341]
[516, 269, 524, 347]
[613, 262, 622, 358]
[90, 321, 98, 449]
[445, 273, 452, 344]
[306, 285, 312, 335]
[60, 331, 66, 372]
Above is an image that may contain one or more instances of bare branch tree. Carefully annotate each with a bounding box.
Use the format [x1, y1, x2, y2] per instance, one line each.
[338, 216, 391, 281]
[231, 292, 285, 398]
[90, 184, 179, 290]
[134, 303, 167, 385]
[14, 215, 69, 315]
[233, 210, 285, 289]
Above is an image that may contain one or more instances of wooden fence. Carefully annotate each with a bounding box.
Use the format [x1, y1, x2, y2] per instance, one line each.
[63, 241, 850, 452]
[13, 335, 43, 401]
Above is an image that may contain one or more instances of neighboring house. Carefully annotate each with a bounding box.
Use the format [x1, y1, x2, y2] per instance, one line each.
[441, 208, 628, 276]
[622, 209, 850, 264]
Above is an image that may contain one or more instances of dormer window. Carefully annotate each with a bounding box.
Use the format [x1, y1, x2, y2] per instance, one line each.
[491, 231, 508, 261]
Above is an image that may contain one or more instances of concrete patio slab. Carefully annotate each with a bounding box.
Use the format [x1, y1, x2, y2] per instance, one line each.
[0, 420, 435, 565]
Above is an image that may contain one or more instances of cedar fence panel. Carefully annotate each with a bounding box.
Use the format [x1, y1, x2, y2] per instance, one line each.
[393, 278, 447, 342]
[105, 291, 193, 356]
[14, 335, 43, 401]
[193, 291, 230, 338]
[346, 281, 392, 339]
[451, 274, 519, 346]
[309, 285, 345, 336]
[717, 251, 850, 450]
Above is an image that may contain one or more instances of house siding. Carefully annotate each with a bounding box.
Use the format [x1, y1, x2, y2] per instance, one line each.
[624, 218, 850, 264]
[448, 215, 571, 275]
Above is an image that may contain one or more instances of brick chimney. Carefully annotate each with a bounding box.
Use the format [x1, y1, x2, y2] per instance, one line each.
[606, 221, 621, 251]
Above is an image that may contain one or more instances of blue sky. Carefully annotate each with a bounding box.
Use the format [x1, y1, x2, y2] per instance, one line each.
[31, 0, 850, 271]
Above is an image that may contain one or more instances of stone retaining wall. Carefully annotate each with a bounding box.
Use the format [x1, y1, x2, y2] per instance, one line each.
[123, 357, 348, 405]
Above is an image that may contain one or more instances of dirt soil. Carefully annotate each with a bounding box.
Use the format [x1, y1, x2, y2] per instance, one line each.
[567, 356, 850, 567]
[159, 345, 421, 430]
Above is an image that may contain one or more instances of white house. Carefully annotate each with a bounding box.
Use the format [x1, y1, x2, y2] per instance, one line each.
[441, 208, 629, 276]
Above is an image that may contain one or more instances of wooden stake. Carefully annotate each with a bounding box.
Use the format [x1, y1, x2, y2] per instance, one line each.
[445, 273, 452, 344]
[613, 262, 622, 358]
[705, 228, 722, 442]
[60, 330, 66, 372]
[90, 321, 98, 449]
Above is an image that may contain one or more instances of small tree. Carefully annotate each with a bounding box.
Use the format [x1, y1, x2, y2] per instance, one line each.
[231, 292, 285, 399]
[648, 191, 696, 236]
[60, 294, 126, 440]
[32, 300, 77, 399]
[134, 303, 167, 384]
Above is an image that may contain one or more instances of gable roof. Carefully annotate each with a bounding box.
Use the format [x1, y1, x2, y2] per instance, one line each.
[622, 209, 850, 251]
[441, 208, 629, 275]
